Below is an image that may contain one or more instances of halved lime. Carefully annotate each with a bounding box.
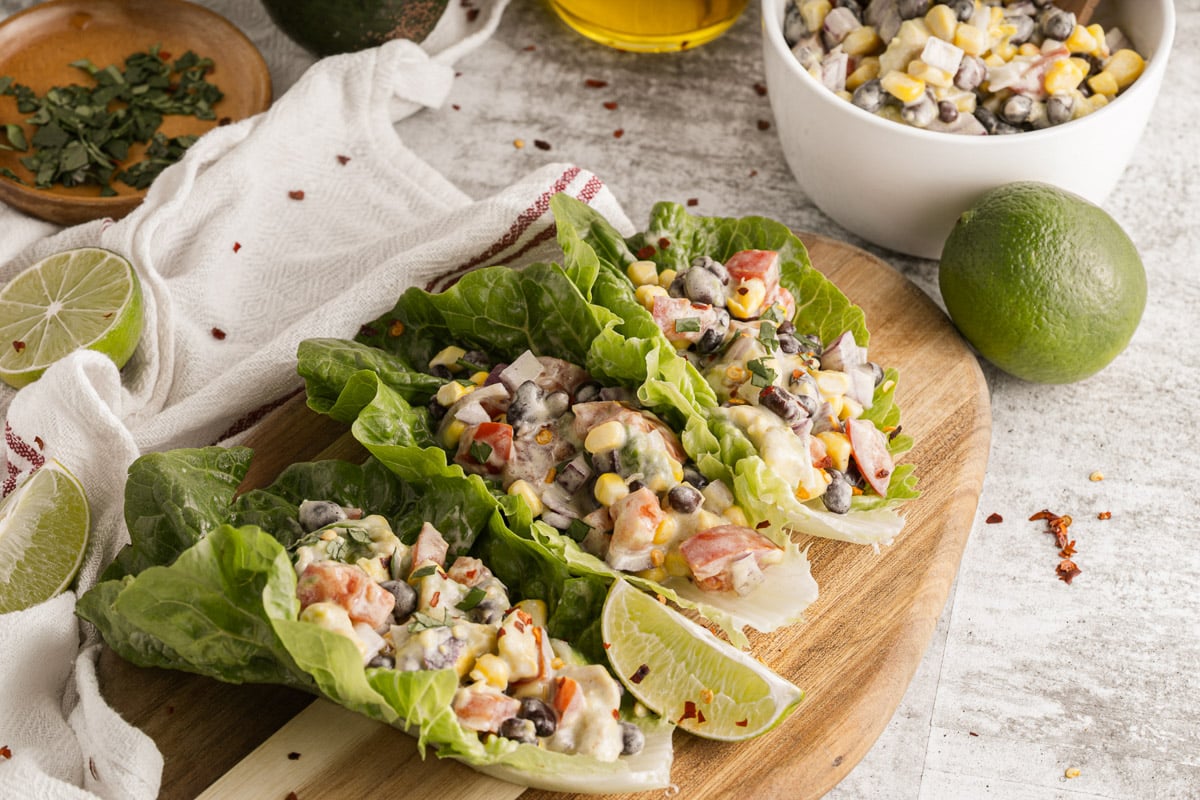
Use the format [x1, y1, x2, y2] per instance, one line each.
[0, 247, 143, 388]
[601, 579, 803, 741]
[0, 460, 91, 613]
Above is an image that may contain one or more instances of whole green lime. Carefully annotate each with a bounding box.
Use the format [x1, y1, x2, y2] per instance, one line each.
[938, 182, 1146, 384]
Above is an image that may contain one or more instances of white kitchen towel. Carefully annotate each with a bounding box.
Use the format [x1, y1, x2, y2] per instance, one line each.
[0, 11, 632, 800]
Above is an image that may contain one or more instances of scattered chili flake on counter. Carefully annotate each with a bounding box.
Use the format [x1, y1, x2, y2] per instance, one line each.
[232, 241, 241, 253]
[757, 119, 771, 131]
[1089, 470, 1104, 481]
[985, 512, 1003, 524]
[211, 327, 227, 340]
[753, 81, 767, 96]
[1056, 560, 1081, 584]
[1031, 509, 1082, 583]
[1098, 511, 1112, 520]
[613, 129, 624, 139]
[288, 190, 305, 200]
[603, 101, 618, 110]
[686, 198, 698, 206]
[513, 138, 525, 149]
[34, 436, 43, 449]
[533, 139, 551, 151]
[0, 745, 11, 759]
[523, 44, 536, 51]
[584, 78, 608, 88]
[336, 154, 350, 164]
[451, 104, 461, 111]
[1065, 767, 1081, 779]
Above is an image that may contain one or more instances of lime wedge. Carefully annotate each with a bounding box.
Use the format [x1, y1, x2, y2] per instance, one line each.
[0, 247, 143, 388]
[0, 460, 91, 613]
[601, 580, 803, 741]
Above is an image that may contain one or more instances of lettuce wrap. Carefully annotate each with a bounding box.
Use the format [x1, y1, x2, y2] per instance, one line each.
[77, 447, 673, 793]
[549, 194, 919, 548]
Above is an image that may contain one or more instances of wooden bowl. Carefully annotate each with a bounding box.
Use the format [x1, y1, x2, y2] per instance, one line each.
[0, 0, 272, 226]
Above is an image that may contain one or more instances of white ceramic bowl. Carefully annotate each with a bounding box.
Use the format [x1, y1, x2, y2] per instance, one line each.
[760, 0, 1175, 259]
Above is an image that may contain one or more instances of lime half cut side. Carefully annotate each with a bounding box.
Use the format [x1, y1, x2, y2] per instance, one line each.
[0, 460, 91, 613]
[0, 247, 143, 388]
[601, 579, 803, 741]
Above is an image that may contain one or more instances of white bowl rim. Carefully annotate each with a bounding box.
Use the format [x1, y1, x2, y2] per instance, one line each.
[760, 0, 1176, 147]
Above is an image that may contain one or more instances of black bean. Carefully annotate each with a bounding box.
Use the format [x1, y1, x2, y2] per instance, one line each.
[901, 93, 937, 128]
[851, 79, 885, 114]
[1046, 94, 1073, 125]
[845, 461, 866, 489]
[430, 364, 452, 379]
[1041, 9, 1075, 41]
[620, 721, 646, 755]
[954, 56, 986, 92]
[427, 395, 447, 421]
[692, 255, 730, 285]
[381, 580, 417, 622]
[668, 484, 703, 514]
[777, 319, 795, 335]
[974, 107, 1000, 134]
[298, 500, 348, 533]
[500, 717, 538, 745]
[795, 391, 821, 417]
[627, 479, 646, 493]
[667, 271, 688, 298]
[1006, 14, 1035, 44]
[897, 0, 929, 20]
[759, 385, 806, 424]
[506, 380, 544, 431]
[518, 698, 557, 737]
[696, 310, 730, 354]
[949, 0, 973, 21]
[460, 349, 490, 372]
[782, 1, 805, 47]
[683, 266, 726, 306]
[822, 470, 852, 514]
[682, 466, 709, 489]
[574, 380, 603, 404]
[777, 331, 801, 354]
[367, 654, 395, 669]
[544, 390, 570, 419]
[937, 101, 959, 124]
[1002, 94, 1034, 125]
[1083, 53, 1105, 76]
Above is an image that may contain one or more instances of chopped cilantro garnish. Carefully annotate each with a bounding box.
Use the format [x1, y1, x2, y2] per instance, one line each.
[565, 518, 591, 542]
[757, 320, 779, 352]
[408, 610, 451, 633]
[760, 305, 785, 324]
[674, 317, 701, 334]
[456, 586, 487, 611]
[469, 439, 494, 464]
[747, 358, 777, 388]
[410, 564, 438, 579]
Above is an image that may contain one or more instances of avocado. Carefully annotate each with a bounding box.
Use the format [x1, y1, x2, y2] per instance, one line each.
[262, 0, 451, 57]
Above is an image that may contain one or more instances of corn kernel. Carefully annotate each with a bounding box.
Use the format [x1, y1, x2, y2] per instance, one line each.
[664, 549, 690, 577]
[1018, 42, 1040, 57]
[515, 598, 548, 627]
[672, 461, 684, 483]
[1065, 24, 1098, 55]
[839, 395, 864, 420]
[435, 380, 474, 407]
[658, 268, 678, 289]
[825, 394, 845, 419]
[1043, 59, 1085, 94]
[815, 369, 851, 398]
[636, 566, 667, 583]
[794, 484, 811, 501]
[585, 420, 627, 453]
[508, 479, 544, 517]
[907, 60, 953, 89]
[816, 431, 852, 473]
[1087, 70, 1119, 97]
[991, 41, 1016, 62]
[983, 52, 1006, 67]
[1087, 24, 1109, 57]
[635, 283, 668, 310]
[880, 70, 926, 104]
[800, 0, 831, 33]
[442, 419, 467, 448]
[471, 653, 510, 688]
[1105, 49, 1145, 89]
[846, 56, 881, 91]
[627, 259, 659, 287]
[954, 24, 987, 57]
[727, 278, 767, 320]
[841, 25, 881, 57]
[594, 472, 629, 506]
[653, 516, 677, 545]
[429, 345, 466, 372]
[924, 4, 957, 41]
[722, 505, 749, 527]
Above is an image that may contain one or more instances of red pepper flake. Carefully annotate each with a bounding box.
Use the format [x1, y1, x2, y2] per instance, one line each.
[0, 745, 11, 759]
[757, 119, 771, 131]
[602, 641, 611, 649]
[497, 627, 506, 638]
[686, 198, 699, 207]
[584, 78, 608, 88]
[286, 793, 299, 800]
[523, 44, 537, 51]
[969, 731, 979, 737]
[755, 519, 770, 530]
[357, 324, 378, 338]
[1060, 540, 1077, 558]
[735, 719, 748, 727]
[11, 340, 24, 353]
[1097, 511, 1112, 520]
[636, 244, 657, 259]
[217, 116, 232, 126]
[159, 50, 173, 61]
[749, 169, 759, 177]
[288, 190, 305, 201]
[985, 512, 1003, 524]
[34, 436, 44, 449]
[657, 237, 671, 249]
[533, 139, 552, 151]
[1056, 559, 1081, 584]
[336, 155, 351, 165]
[287, 752, 301, 760]
[679, 701, 698, 722]
[613, 129, 625, 139]
[451, 104, 461, 111]
[603, 101, 618, 110]
[232, 241, 241, 253]
[696, 709, 707, 724]
[430, 591, 441, 608]
[630, 664, 650, 684]
[211, 327, 227, 340]
[753, 81, 767, 96]
[737, 286, 749, 296]
[466, 7, 480, 21]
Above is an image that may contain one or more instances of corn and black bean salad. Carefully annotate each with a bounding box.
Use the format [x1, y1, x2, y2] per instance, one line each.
[785, 0, 1147, 134]
[290, 504, 644, 760]
[427, 347, 785, 597]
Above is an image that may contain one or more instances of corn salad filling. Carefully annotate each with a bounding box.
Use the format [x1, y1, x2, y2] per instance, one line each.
[630, 250, 897, 513]
[290, 504, 645, 760]
[784, 0, 1146, 134]
[427, 346, 783, 597]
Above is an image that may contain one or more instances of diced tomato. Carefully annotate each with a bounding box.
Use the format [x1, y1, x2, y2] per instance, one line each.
[845, 417, 894, 497]
[452, 688, 522, 733]
[411, 522, 449, 573]
[725, 250, 781, 290]
[296, 561, 395, 629]
[447, 556, 492, 587]
[650, 296, 726, 346]
[607, 487, 665, 572]
[455, 421, 513, 475]
[679, 525, 781, 592]
[571, 401, 687, 462]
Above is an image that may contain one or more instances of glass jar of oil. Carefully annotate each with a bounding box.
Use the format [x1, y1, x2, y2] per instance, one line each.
[548, 0, 749, 52]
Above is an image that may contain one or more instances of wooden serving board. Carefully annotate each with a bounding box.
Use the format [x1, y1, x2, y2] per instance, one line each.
[97, 234, 991, 799]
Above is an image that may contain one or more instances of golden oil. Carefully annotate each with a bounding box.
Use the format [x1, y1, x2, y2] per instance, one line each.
[548, 0, 749, 52]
